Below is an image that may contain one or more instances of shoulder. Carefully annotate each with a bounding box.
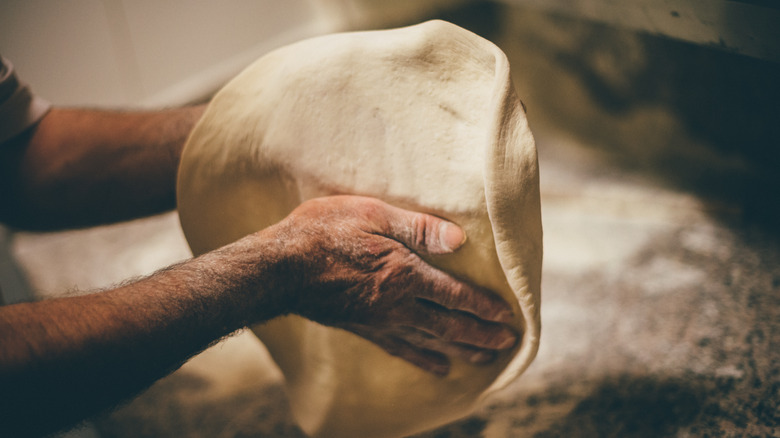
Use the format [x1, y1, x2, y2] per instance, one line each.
[0, 55, 51, 145]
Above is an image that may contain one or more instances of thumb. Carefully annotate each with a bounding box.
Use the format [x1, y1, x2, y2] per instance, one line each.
[378, 204, 467, 255]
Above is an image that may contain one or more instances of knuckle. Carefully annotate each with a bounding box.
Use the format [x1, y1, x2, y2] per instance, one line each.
[410, 214, 425, 248]
[356, 198, 386, 223]
[443, 283, 465, 307]
[413, 214, 445, 251]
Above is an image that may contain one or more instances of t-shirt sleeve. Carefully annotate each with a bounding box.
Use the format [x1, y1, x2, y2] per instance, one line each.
[0, 55, 51, 144]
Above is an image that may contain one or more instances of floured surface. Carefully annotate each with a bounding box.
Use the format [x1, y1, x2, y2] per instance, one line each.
[177, 20, 541, 438]
[9, 4, 776, 436]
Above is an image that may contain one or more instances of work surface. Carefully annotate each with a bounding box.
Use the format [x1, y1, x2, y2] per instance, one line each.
[10, 4, 779, 437]
[13, 129, 778, 437]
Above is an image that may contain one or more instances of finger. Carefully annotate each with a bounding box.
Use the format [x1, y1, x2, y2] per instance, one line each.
[405, 302, 518, 350]
[411, 260, 516, 324]
[368, 201, 466, 255]
[353, 328, 451, 376]
[394, 327, 499, 365]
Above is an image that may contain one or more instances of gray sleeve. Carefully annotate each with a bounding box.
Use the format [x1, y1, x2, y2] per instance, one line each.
[0, 55, 51, 144]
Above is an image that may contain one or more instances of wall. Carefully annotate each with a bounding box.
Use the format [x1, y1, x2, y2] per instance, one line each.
[0, 0, 325, 108]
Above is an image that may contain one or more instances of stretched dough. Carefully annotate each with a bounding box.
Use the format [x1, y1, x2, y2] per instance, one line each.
[177, 20, 542, 438]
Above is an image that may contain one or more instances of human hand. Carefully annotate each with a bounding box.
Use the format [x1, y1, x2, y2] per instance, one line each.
[270, 195, 519, 376]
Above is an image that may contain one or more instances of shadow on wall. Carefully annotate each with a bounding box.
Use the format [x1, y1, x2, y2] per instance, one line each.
[432, 2, 780, 239]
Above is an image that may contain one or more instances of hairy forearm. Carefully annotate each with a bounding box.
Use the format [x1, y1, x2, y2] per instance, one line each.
[0, 230, 290, 437]
[0, 195, 519, 437]
[0, 105, 205, 230]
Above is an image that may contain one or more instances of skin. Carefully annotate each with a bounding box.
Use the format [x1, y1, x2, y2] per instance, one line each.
[0, 107, 518, 436]
[0, 107, 203, 229]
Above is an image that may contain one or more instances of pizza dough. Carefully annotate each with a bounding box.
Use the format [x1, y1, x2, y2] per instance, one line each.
[177, 20, 542, 438]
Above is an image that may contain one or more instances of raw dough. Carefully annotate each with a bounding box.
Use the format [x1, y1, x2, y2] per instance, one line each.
[177, 20, 542, 438]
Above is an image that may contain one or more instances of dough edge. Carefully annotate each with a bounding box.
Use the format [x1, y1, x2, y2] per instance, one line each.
[176, 19, 542, 437]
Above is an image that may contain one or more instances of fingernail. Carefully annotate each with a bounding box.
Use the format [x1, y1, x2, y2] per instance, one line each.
[469, 351, 495, 364]
[438, 222, 466, 252]
[497, 333, 518, 350]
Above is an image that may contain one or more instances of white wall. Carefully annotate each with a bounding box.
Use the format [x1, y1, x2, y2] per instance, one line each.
[0, 0, 326, 108]
[7, 0, 775, 109]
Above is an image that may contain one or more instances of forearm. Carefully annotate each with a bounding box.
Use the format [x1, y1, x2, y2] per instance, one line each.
[0, 105, 205, 230]
[0, 230, 289, 437]
[0, 195, 519, 436]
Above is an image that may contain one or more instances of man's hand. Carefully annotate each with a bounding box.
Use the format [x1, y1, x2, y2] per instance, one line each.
[0, 196, 516, 435]
[270, 196, 519, 376]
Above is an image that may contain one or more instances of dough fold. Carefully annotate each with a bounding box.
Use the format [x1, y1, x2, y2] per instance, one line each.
[177, 20, 542, 438]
